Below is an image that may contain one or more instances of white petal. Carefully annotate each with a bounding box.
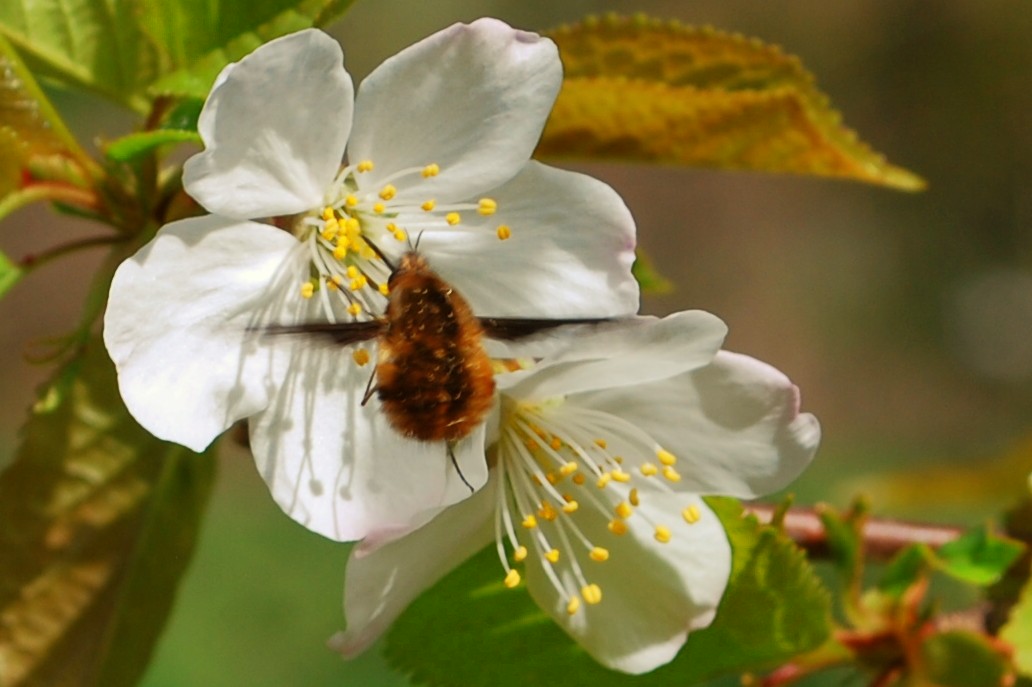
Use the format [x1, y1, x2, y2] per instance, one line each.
[499, 312, 728, 401]
[525, 493, 730, 674]
[328, 479, 497, 657]
[103, 216, 301, 451]
[247, 342, 490, 542]
[575, 351, 821, 498]
[184, 29, 353, 219]
[416, 161, 639, 319]
[348, 19, 561, 203]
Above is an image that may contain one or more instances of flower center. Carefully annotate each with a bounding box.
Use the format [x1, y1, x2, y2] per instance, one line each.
[290, 159, 509, 325]
[493, 400, 704, 615]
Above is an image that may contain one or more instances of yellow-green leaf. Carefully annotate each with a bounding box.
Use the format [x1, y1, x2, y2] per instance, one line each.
[0, 338, 216, 687]
[541, 15, 925, 191]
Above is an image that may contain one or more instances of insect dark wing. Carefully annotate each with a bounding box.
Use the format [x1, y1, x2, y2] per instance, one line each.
[260, 321, 384, 346]
[477, 317, 611, 341]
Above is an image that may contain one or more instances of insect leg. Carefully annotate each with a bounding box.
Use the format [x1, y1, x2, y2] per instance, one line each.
[361, 364, 378, 406]
[447, 441, 475, 494]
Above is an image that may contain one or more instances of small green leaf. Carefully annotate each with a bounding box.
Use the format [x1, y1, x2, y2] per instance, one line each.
[0, 249, 22, 298]
[105, 130, 201, 163]
[817, 502, 865, 590]
[385, 498, 830, 685]
[0, 338, 216, 687]
[541, 15, 925, 191]
[933, 525, 1025, 587]
[631, 249, 673, 295]
[920, 631, 1010, 687]
[878, 544, 931, 599]
[1002, 579, 1032, 677]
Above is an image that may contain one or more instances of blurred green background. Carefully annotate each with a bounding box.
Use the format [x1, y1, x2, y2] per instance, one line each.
[1, 1, 1031, 684]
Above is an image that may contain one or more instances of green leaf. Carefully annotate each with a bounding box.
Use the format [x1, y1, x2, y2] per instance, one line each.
[878, 544, 931, 599]
[933, 525, 1025, 587]
[540, 14, 925, 191]
[920, 631, 1010, 687]
[105, 130, 201, 163]
[631, 248, 673, 295]
[145, 0, 357, 100]
[817, 502, 865, 590]
[385, 498, 830, 685]
[1002, 579, 1032, 677]
[0, 249, 21, 298]
[0, 337, 216, 687]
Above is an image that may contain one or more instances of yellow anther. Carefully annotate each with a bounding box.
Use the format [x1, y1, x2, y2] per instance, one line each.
[582, 584, 602, 605]
[360, 246, 376, 259]
[478, 198, 497, 215]
[608, 519, 628, 536]
[566, 596, 581, 615]
[345, 194, 358, 208]
[544, 548, 560, 564]
[513, 545, 528, 562]
[321, 220, 338, 240]
[349, 278, 365, 291]
[504, 569, 521, 588]
[378, 184, 396, 201]
[596, 472, 612, 489]
[347, 303, 362, 316]
[562, 493, 575, 503]
[378, 283, 390, 296]
[538, 503, 558, 522]
[545, 472, 558, 485]
[445, 212, 461, 226]
[421, 163, 440, 177]
[356, 160, 374, 172]
[629, 488, 640, 507]
[300, 282, 315, 299]
[615, 501, 633, 519]
[550, 437, 563, 451]
[346, 265, 360, 278]
[611, 469, 631, 483]
[333, 245, 348, 260]
[589, 547, 610, 562]
[421, 199, 436, 212]
[595, 438, 608, 449]
[657, 448, 677, 466]
[640, 462, 659, 477]
[394, 229, 408, 241]
[683, 505, 701, 524]
[373, 202, 386, 214]
[496, 225, 511, 240]
[353, 349, 370, 366]
[613, 456, 624, 464]
[344, 217, 361, 233]
[561, 501, 579, 514]
[663, 466, 682, 483]
[326, 275, 342, 290]
[322, 206, 336, 221]
[521, 515, 537, 529]
[572, 473, 586, 486]
[654, 525, 672, 543]
[559, 461, 578, 477]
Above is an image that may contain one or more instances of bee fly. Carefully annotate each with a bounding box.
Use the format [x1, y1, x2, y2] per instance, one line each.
[263, 251, 608, 491]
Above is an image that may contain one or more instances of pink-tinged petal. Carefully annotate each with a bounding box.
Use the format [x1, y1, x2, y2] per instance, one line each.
[247, 342, 490, 542]
[349, 19, 561, 203]
[103, 216, 302, 451]
[328, 478, 497, 657]
[416, 161, 639, 319]
[575, 351, 821, 498]
[184, 29, 353, 219]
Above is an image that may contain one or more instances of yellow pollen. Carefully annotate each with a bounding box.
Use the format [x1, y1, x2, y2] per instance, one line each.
[572, 473, 586, 486]
[654, 525, 672, 543]
[333, 244, 348, 260]
[322, 206, 336, 221]
[521, 515, 537, 529]
[352, 349, 370, 366]
[346, 265, 360, 278]
[356, 160, 374, 172]
[629, 488, 640, 507]
[478, 198, 497, 215]
[344, 217, 360, 232]
[378, 184, 397, 201]
[657, 448, 677, 466]
[496, 225, 511, 240]
[378, 283, 390, 296]
[640, 462, 659, 477]
[394, 229, 408, 241]
[326, 275, 342, 290]
[538, 503, 558, 522]
[421, 199, 436, 212]
[582, 584, 602, 605]
[373, 202, 386, 214]
[445, 212, 461, 225]
[550, 437, 563, 451]
[345, 194, 358, 208]
[421, 163, 440, 177]
[513, 546, 528, 562]
[608, 519, 628, 535]
[566, 596, 580, 615]
[349, 278, 364, 291]
[663, 466, 682, 483]
[347, 303, 362, 316]
[300, 282, 315, 299]
[596, 472, 612, 489]
[683, 505, 701, 524]
[561, 501, 579, 514]
[611, 469, 631, 483]
[615, 501, 633, 519]
[504, 569, 521, 588]
[589, 547, 610, 562]
[545, 472, 558, 485]
[544, 548, 560, 564]
[594, 438, 607, 449]
[559, 461, 578, 477]
[321, 221, 338, 240]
